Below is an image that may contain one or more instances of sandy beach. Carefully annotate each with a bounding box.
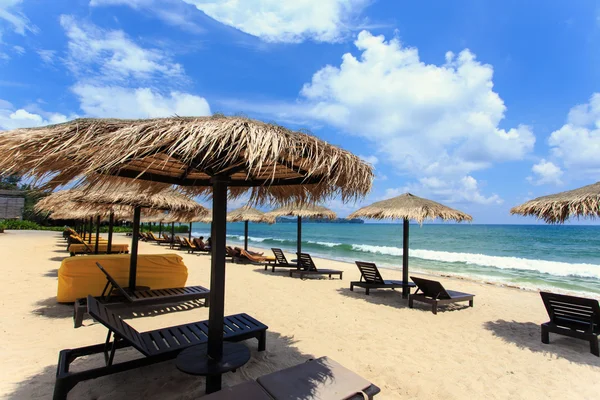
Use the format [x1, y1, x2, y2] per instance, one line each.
[1, 230, 599, 400]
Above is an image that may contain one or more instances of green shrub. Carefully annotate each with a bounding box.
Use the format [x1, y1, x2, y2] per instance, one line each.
[1, 219, 41, 230]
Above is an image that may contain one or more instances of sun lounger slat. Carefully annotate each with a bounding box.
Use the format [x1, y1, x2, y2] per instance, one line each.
[409, 276, 474, 314]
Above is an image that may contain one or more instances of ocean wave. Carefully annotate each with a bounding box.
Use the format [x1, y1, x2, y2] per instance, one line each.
[306, 240, 342, 247]
[351, 244, 600, 279]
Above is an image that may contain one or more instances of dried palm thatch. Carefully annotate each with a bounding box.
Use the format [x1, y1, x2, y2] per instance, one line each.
[510, 182, 600, 223]
[0, 116, 373, 204]
[227, 206, 275, 224]
[266, 204, 336, 219]
[348, 193, 472, 224]
[162, 210, 211, 223]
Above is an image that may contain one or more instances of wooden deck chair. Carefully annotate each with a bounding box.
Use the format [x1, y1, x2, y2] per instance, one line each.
[350, 261, 415, 295]
[408, 276, 474, 314]
[289, 253, 343, 280]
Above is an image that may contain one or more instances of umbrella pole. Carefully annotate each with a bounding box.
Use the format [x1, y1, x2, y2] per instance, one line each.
[297, 216, 302, 257]
[88, 217, 93, 244]
[402, 218, 409, 299]
[244, 220, 248, 251]
[188, 222, 192, 241]
[206, 175, 228, 393]
[129, 206, 141, 291]
[94, 215, 101, 254]
[159, 222, 162, 237]
[171, 222, 175, 249]
[80, 220, 85, 240]
[107, 211, 114, 254]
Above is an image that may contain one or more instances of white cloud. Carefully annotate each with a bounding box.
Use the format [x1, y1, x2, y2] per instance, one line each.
[0, 0, 37, 35]
[12, 44, 24, 54]
[547, 93, 600, 173]
[359, 154, 378, 166]
[182, 0, 370, 43]
[72, 84, 211, 118]
[37, 49, 56, 64]
[527, 159, 563, 186]
[90, 0, 204, 33]
[0, 100, 69, 130]
[388, 175, 503, 205]
[60, 15, 185, 82]
[294, 31, 535, 179]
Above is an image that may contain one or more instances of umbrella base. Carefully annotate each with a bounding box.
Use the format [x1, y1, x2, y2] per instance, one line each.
[176, 342, 251, 394]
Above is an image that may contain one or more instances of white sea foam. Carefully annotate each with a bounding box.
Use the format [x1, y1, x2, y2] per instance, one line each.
[307, 240, 342, 247]
[351, 244, 600, 279]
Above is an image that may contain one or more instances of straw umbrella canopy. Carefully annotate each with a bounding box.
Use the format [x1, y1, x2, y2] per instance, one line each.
[349, 193, 472, 298]
[0, 116, 372, 393]
[227, 206, 276, 250]
[510, 182, 600, 223]
[266, 204, 336, 257]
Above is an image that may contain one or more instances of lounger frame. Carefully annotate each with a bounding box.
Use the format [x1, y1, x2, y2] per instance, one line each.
[72, 262, 210, 328]
[266, 248, 300, 272]
[408, 276, 474, 314]
[350, 261, 415, 295]
[540, 291, 600, 356]
[289, 253, 343, 280]
[55, 296, 267, 400]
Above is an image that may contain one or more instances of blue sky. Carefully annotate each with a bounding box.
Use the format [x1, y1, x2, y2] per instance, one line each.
[1, 0, 599, 224]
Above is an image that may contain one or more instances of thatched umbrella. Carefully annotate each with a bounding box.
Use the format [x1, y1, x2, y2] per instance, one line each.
[36, 183, 206, 255]
[227, 206, 276, 250]
[511, 182, 600, 223]
[266, 205, 336, 257]
[349, 193, 472, 298]
[0, 116, 372, 393]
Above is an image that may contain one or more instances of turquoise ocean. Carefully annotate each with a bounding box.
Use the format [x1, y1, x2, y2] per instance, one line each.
[190, 222, 600, 296]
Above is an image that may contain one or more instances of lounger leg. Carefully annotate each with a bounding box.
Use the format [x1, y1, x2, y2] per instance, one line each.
[350, 283, 354, 291]
[258, 330, 266, 352]
[432, 302, 438, 315]
[340, 272, 343, 280]
[204, 297, 210, 307]
[53, 378, 75, 400]
[590, 338, 599, 357]
[264, 265, 267, 271]
[329, 274, 332, 279]
[272, 265, 275, 273]
[408, 296, 413, 308]
[469, 299, 474, 307]
[541, 325, 549, 344]
[365, 288, 370, 295]
[206, 375, 222, 394]
[73, 304, 85, 329]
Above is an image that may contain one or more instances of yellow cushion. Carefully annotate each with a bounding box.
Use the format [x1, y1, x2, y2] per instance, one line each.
[57, 253, 188, 302]
[68, 243, 129, 254]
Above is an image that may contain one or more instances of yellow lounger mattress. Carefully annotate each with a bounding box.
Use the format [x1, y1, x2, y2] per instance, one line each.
[57, 253, 188, 302]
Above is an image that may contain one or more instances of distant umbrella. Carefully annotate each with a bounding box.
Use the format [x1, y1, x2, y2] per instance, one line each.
[227, 206, 275, 250]
[266, 205, 336, 257]
[349, 193, 472, 298]
[511, 182, 600, 223]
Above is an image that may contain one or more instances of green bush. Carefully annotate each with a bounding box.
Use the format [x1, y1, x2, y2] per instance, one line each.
[1, 219, 41, 230]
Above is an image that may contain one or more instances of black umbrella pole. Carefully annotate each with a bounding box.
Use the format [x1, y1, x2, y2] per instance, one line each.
[244, 220, 249, 251]
[107, 211, 114, 254]
[129, 206, 141, 290]
[207, 176, 228, 392]
[297, 216, 302, 257]
[159, 222, 162, 237]
[94, 215, 101, 254]
[88, 217, 93, 244]
[171, 222, 175, 248]
[188, 222, 192, 241]
[402, 218, 409, 299]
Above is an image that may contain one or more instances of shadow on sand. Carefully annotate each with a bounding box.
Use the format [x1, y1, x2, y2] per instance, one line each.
[32, 297, 73, 319]
[484, 320, 600, 367]
[43, 268, 59, 277]
[49, 256, 67, 262]
[7, 331, 331, 400]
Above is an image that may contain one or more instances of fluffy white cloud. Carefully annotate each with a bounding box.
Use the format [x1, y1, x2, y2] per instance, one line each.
[183, 0, 370, 43]
[60, 15, 184, 82]
[527, 159, 563, 186]
[388, 175, 502, 205]
[297, 31, 534, 179]
[0, 100, 69, 130]
[72, 84, 211, 118]
[359, 154, 378, 166]
[548, 93, 600, 173]
[0, 0, 37, 35]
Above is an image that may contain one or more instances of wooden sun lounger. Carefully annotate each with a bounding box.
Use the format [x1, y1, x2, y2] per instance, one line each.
[408, 276, 474, 314]
[226, 246, 241, 261]
[350, 261, 415, 295]
[239, 248, 268, 264]
[148, 232, 169, 244]
[266, 248, 300, 273]
[289, 253, 343, 280]
[72, 262, 210, 328]
[540, 291, 600, 356]
[193, 238, 212, 253]
[55, 296, 268, 400]
[203, 357, 380, 399]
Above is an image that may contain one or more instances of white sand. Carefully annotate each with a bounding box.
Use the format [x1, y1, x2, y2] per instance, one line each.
[1, 230, 599, 399]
